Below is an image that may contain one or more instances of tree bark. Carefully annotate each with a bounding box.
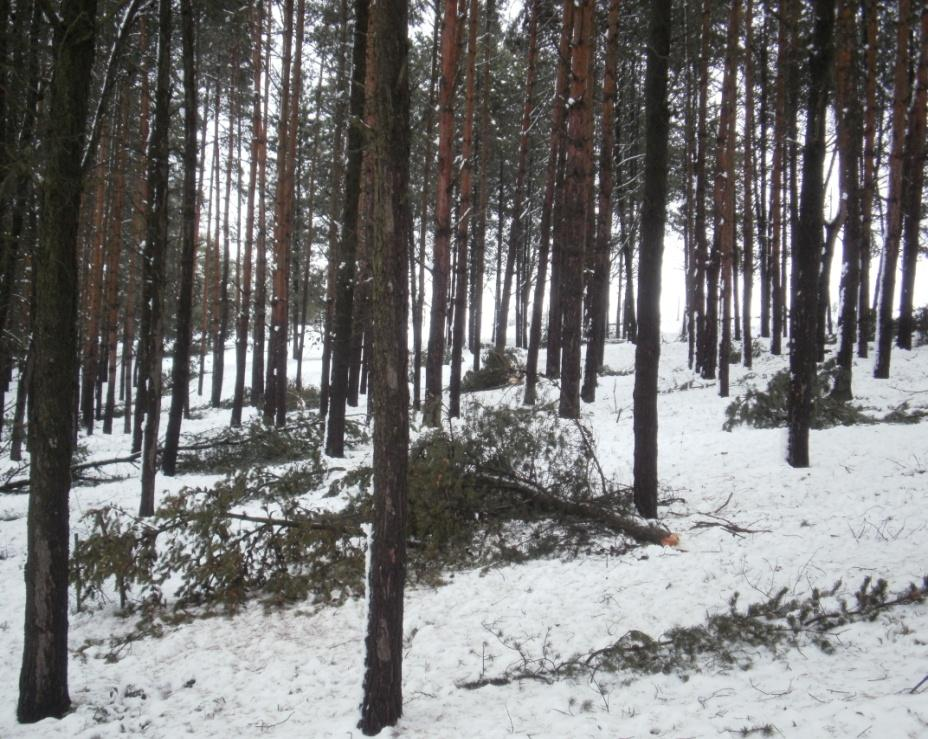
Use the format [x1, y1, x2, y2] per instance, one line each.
[896, 4, 928, 351]
[18, 0, 97, 723]
[633, 0, 672, 519]
[422, 0, 460, 427]
[449, 0, 480, 419]
[874, 0, 912, 378]
[163, 0, 198, 475]
[557, 0, 593, 420]
[787, 0, 834, 468]
[858, 0, 878, 359]
[326, 0, 370, 456]
[357, 0, 410, 729]
[137, 0, 172, 516]
[580, 0, 621, 404]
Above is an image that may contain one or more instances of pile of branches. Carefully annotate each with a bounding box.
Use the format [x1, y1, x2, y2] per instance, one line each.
[724, 361, 928, 431]
[72, 402, 673, 618]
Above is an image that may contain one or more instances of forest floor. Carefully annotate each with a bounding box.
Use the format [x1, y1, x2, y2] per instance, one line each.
[1, 336, 927, 738]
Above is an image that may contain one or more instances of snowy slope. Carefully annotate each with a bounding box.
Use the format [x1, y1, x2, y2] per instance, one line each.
[1, 338, 927, 738]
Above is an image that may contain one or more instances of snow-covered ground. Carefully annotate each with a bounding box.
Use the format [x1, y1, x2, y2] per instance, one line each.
[2, 337, 927, 738]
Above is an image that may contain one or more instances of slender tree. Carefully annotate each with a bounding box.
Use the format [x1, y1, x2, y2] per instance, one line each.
[787, 0, 834, 468]
[874, 0, 912, 378]
[357, 0, 410, 730]
[557, 0, 594, 420]
[633, 0, 672, 519]
[422, 0, 459, 426]
[896, 3, 928, 350]
[580, 0, 621, 404]
[18, 0, 98, 722]
[524, 0, 573, 405]
[858, 0, 878, 359]
[326, 0, 370, 456]
[741, 0, 756, 368]
[137, 0, 172, 516]
[832, 0, 862, 400]
[448, 0, 479, 418]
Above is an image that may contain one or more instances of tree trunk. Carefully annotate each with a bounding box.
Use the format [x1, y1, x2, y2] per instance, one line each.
[896, 4, 928, 351]
[525, 0, 572, 404]
[18, 0, 97, 722]
[716, 0, 740, 397]
[580, 0, 621, 404]
[858, 0, 878, 359]
[741, 0, 756, 368]
[137, 0, 172, 516]
[874, 0, 912, 378]
[251, 20, 273, 407]
[448, 0, 479, 418]
[163, 0, 198, 475]
[326, 0, 370, 456]
[357, 0, 410, 729]
[633, 0, 672, 519]
[232, 0, 265, 427]
[494, 0, 540, 357]
[832, 1, 862, 400]
[319, 0, 350, 418]
[557, 0, 593, 420]
[787, 0, 834, 468]
[692, 0, 712, 373]
[422, 0, 460, 427]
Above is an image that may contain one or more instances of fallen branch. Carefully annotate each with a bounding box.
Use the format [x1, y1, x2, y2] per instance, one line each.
[473, 472, 675, 547]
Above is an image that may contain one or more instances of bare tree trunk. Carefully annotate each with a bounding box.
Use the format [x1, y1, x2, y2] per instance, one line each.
[769, 0, 790, 356]
[741, 0, 756, 368]
[137, 0, 172, 517]
[319, 0, 350, 418]
[580, 0, 621, 404]
[557, 0, 593, 420]
[832, 0, 863, 400]
[633, 0, 672, 519]
[163, 0, 198, 475]
[422, 0, 460, 427]
[525, 0, 572, 404]
[858, 0, 878, 358]
[874, 0, 912, 378]
[716, 0, 740, 397]
[326, 0, 369, 456]
[251, 20, 273, 407]
[493, 0, 539, 356]
[788, 0, 834, 468]
[692, 0, 712, 373]
[357, 0, 410, 729]
[448, 0, 479, 418]
[18, 0, 97, 722]
[103, 94, 129, 433]
[896, 4, 928, 351]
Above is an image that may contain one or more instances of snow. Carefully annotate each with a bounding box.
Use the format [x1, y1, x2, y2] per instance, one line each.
[2, 337, 927, 737]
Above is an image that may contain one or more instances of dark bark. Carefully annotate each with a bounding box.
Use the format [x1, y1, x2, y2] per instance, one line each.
[580, 0, 621, 404]
[163, 0, 198, 476]
[832, 0, 862, 402]
[741, 0, 756, 369]
[319, 0, 350, 418]
[557, 0, 593, 420]
[633, 0, 671, 519]
[232, 0, 265, 427]
[449, 0, 479, 419]
[896, 5, 928, 351]
[137, 0, 172, 516]
[874, 0, 912, 378]
[18, 0, 97, 723]
[326, 0, 369, 455]
[858, 0, 878, 359]
[422, 0, 459, 427]
[787, 0, 834, 468]
[357, 0, 410, 729]
[525, 0, 572, 404]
